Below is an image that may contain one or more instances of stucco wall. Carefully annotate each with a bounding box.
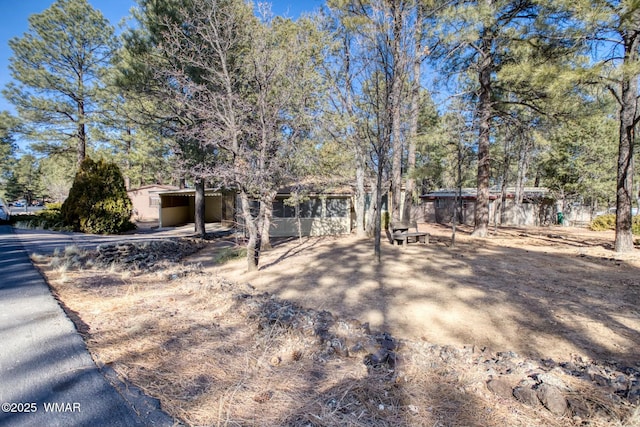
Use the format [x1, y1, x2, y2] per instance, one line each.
[160, 206, 191, 227]
[270, 217, 351, 237]
[128, 186, 169, 220]
[423, 198, 555, 227]
[204, 196, 222, 222]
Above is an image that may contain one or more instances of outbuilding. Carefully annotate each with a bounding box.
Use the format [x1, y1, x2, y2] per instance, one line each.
[157, 188, 236, 228]
[420, 187, 555, 226]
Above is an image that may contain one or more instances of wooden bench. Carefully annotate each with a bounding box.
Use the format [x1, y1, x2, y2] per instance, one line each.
[391, 222, 429, 245]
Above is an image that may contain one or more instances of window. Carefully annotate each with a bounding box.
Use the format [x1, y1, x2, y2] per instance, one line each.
[249, 200, 260, 218]
[149, 196, 160, 207]
[326, 198, 348, 217]
[299, 199, 322, 218]
[272, 199, 296, 218]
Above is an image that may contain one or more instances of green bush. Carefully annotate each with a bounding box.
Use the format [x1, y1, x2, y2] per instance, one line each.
[61, 157, 135, 234]
[11, 207, 68, 230]
[590, 213, 640, 235]
[589, 214, 616, 231]
[45, 202, 63, 211]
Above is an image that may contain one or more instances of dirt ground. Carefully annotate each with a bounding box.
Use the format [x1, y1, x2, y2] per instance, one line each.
[206, 224, 640, 365]
[35, 224, 640, 426]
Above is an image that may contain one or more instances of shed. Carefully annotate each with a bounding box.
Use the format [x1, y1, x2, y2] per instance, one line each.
[420, 187, 554, 226]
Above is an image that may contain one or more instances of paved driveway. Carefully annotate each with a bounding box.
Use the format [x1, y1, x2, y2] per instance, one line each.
[0, 225, 175, 426]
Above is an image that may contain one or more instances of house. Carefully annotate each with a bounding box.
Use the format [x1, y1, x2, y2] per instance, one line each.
[156, 186, 354, 237]
[420, 187, 555, 226]
[127, 185, 179, 222]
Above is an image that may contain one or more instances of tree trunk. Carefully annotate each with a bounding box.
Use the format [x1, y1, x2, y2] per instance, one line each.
[497, 137, 510, 227]
[615, 90, 636, 251]
[124, 127, 132, 190]
[402, 3, 422, 224]
[355, 147, 367, 237]
[472, 30, 493, 238]
[365, 179, 378, 237]
[260, 191, 276, 250]
[343, 31, 368, 238]
[374, 160, 384, 263]
[240, 191, 261, 272]
[77, 101, 86, 168]
[390, 2, 404, 225]
[614, 28, 639, 253]
[194, 178, 205, 238]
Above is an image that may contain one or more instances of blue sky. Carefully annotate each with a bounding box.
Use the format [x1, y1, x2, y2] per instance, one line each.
[0, 0, 323, 114]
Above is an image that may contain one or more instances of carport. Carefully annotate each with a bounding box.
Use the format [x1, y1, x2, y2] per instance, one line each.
[158, 189, 236, 227]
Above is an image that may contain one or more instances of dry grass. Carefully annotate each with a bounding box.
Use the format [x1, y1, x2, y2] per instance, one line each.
[34, 231, 640, 427]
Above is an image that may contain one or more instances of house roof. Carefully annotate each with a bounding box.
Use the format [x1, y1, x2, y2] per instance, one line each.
[157, 188, 224, 197]
[275, 185, 353, 197]
[157, 185, 353, 198]
[128, 184, 179, 193]
[420, 187, 550, 201]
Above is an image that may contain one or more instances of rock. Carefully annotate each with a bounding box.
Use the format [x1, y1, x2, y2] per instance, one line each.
[377, 332, 398, 350]
[365, 348, 389, 367]
[532, 372, 570, 391]
[329, 337, 348, 357]
[567, 396, 590, 419]
[513, 384, 540, 407]
[613, 375, 629, 394]
[536, 384, 568, 416]
[486, 377, 514, 399]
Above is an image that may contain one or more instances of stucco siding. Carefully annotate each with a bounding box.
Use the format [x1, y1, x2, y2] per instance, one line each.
[161, 206, 191, 227]
[128, 185, 177, 221]
[204, 196, 222, 222]
[270, 217, 350, 237]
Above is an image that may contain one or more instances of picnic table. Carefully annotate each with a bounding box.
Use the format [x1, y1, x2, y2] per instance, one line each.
[391, 222, 429, 245]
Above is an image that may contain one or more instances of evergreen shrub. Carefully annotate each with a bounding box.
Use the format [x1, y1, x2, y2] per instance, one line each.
[10, 204, 66, 230]
[590, 213, 640, 235]
[589, 214, 616, 231]
[61, 157, 135, 234]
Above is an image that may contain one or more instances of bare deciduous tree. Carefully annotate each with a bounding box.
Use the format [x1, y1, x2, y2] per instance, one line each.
[156, 0, 320, 270]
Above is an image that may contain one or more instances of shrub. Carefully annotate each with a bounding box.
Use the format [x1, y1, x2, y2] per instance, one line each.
[45, 202, 63, 211]
[61, 157, 135, 234]
[590, 213, 640, 235]
[589, 214, 616, 231]
[11, 208, 68, 230]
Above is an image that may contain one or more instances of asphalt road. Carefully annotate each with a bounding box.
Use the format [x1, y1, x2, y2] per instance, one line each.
[0, 225, 175, 427]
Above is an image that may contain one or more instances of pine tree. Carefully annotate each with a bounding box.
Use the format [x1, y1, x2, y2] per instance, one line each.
[4, 0, 117, 168]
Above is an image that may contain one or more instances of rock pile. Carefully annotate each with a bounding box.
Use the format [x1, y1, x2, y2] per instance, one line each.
[237, 287, 639, 423]
[95, 238, 206, 269]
